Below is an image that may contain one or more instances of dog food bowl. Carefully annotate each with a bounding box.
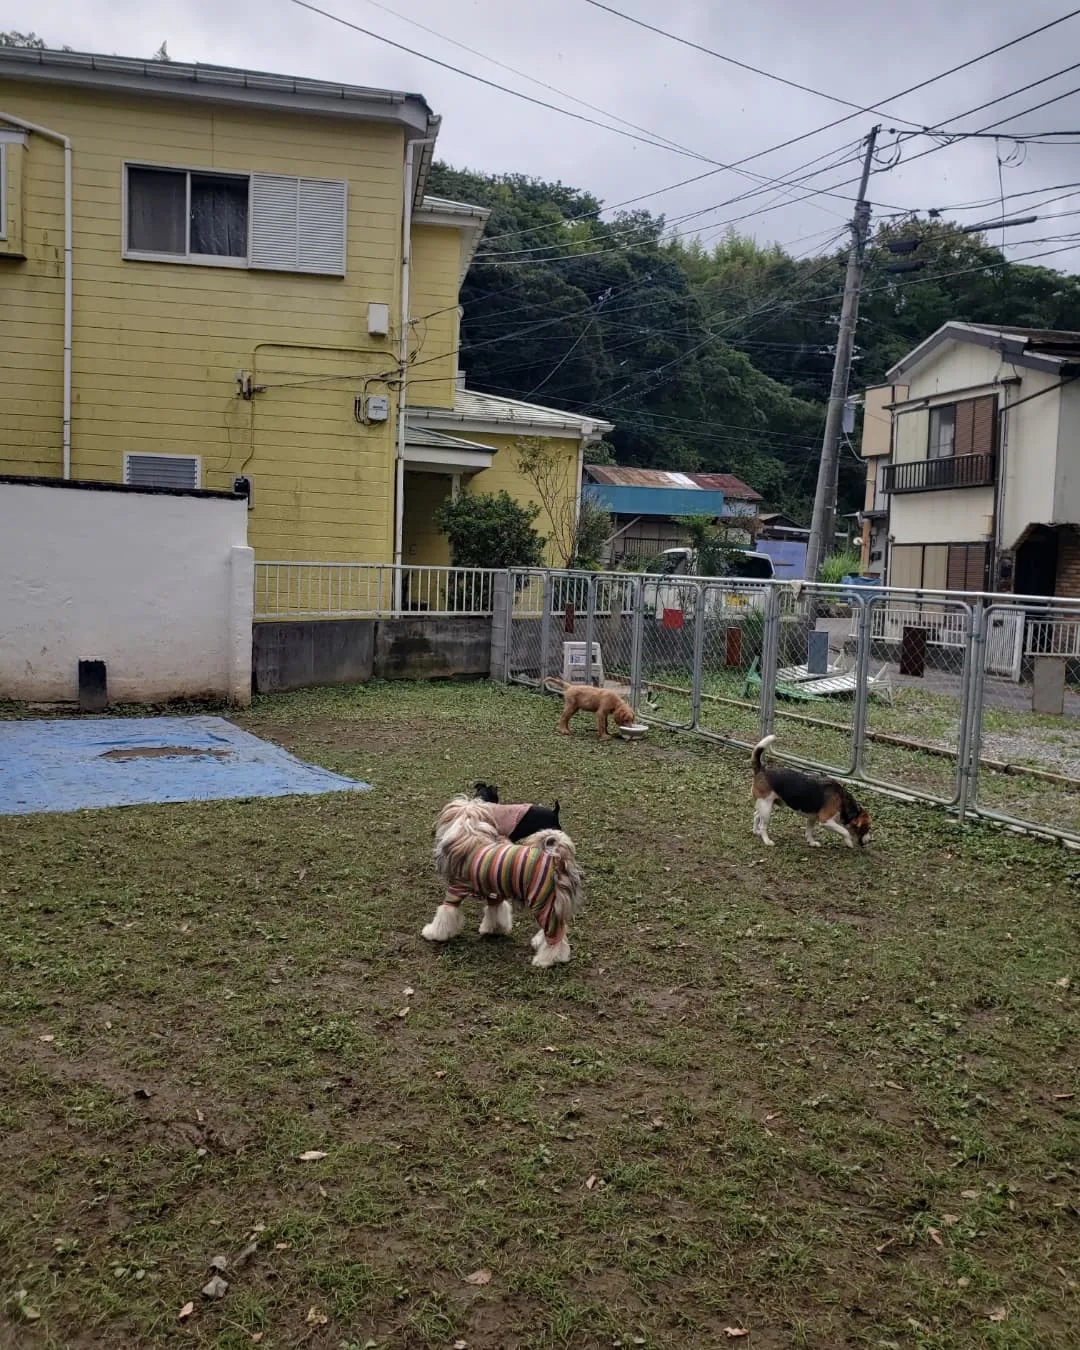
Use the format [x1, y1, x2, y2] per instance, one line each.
[615, 722, 649, 740]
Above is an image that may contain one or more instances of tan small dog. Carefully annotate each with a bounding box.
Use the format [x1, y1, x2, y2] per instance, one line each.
[544, 676, 636, 739]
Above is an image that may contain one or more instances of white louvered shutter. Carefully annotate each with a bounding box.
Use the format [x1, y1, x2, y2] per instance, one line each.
[124, 454, 201, 489]
[250, 173, 347, 275]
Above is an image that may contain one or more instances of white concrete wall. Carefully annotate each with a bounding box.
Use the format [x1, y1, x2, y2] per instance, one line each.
[0, 480, 253, 704]
[1055, 379, 1080, 527]
[889, 486, 994, 545]
[1001, 368, 1061, 548]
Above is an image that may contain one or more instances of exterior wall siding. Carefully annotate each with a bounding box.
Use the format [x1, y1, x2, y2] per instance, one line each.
[0, 79, 407, 562]
[407, 224, 461, 411]
[458, 431, 581, 567]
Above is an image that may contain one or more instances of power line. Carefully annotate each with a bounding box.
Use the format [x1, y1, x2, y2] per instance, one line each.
[471, 9, 1080, 250]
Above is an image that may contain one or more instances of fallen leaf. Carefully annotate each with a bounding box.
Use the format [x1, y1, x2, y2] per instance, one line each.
[318, 1184, 329, 1199]
[585, 1174, 598, 1190]
[465, 1268, 492, 1286]
[1055, 976, 1071, 989]
[396, 1007, 410, 1019]
[209, 1254, 228, 1272]
[297, 867, 307, 881]
[454, 1342, 469, 1349]
[104, 1020, 112, 1030]
[650, 1117, 665, 1130]
[275, 1242, 291, 1251]
[403, 986, 415, 997]
[957, 1277, 971, 1289]
[764, 1112, 782, 1123]
[885, 1080, 904, 1090]
[13, 1292, 40, 1322]
[298, 1150, 327, 1162]
[942, 1214, 960, 1226]
[133, 1087, 153, 1100]
[196, 1109, 205, 1124]
[724, 1329, 749, 1339]
[251, 1336, 263, 1344]
[960, 1189, 980, 1199]
[234, 1240, 258, 1267]
[988, 1306, 1007, 1322]
[544, 1045, 558, 1053]
[305, 1306, 328, 1326]
[875, 1237, 897, 1254]
[39, 1034, 55, 1043]
[928, 1228, 944, 1247]
[177, 1301, 195, 1321]
[202, 1276, 229, 1299]
[1053, 1092, 1075, 1101]
[435, 1070, 447, 1079]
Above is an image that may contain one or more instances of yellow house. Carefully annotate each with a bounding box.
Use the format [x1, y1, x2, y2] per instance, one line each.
[0, 46, 610, 576]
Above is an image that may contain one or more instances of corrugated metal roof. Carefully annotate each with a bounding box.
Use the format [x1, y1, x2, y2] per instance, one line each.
[689, 472, 763, 501]
[405, 425, 494, 453]
[584, 465, 705, 489]
[411, 389, 613, 437]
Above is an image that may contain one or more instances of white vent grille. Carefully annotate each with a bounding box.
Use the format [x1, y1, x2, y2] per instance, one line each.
[250, 173, 347, 275]
[124, 453, 201, 490]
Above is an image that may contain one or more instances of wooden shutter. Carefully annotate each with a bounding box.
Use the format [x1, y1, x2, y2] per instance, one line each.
[250, 174, 347, 275]
[971, 395, 995, 456]
[954, 399, 974, 456]
[947, 543, 987, 592]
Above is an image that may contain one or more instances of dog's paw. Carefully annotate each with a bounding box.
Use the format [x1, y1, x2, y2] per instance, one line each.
[530, 928, 547, 951]
[479, 901, 514, 936]
[807, 839, 822, 848]
[761, 837, 776, 847]
[532, 937, 571, 967]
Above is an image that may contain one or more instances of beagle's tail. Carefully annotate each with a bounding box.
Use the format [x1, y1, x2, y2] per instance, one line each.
[751, 734, 777, 773]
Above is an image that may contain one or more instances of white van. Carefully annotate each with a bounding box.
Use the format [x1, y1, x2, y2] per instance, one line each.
[645, 546, 775, 617]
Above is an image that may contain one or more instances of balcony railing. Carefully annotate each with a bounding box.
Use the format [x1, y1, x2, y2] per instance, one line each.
[883, 453, 995, 494]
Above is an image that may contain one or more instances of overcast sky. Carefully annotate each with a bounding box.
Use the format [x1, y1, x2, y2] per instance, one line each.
[10, 0, 1080, 270]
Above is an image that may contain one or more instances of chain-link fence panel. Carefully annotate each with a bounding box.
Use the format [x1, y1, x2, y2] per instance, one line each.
[637, 574, 699, 729]
[746, 584, 859, 777]
[694, 581, 770, 747]
[970, 600, 1080, 842]
[506, 571, 548, 687]
[855, 592, 973, 804]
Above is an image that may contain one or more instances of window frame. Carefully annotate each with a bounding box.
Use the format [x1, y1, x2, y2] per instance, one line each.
[927, 403, 956, 459]
[123, 451, 203, 489]
[122, 161, 253, 269]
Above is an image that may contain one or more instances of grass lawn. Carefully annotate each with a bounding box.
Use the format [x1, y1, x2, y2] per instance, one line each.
[2, 680, 1079, 1349]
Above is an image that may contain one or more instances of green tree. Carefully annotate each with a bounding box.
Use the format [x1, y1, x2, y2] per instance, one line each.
[0, 31, 46, 47]
[434, 490, 545, 569]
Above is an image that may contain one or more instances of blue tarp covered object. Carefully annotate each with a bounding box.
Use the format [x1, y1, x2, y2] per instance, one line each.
[0, 716, 371, 816]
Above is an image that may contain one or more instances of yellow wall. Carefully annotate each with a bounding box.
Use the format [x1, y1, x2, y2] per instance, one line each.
[455, 431, 581, 566]
[407, 224, 460, 410]
[0, 79, 407, 562]
[402, 470, 453, 565]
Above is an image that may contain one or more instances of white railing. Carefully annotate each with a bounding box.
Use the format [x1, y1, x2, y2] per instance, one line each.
[254, 562, 499, 619]
[1024, 617, 1080, 659]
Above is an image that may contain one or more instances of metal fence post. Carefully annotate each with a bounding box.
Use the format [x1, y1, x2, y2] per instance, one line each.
[630, 575, 645, 711]
[584, 575, 597, 686]
[690, 582, 707, 728]
[539, 570, 552, 688]
[962, 600, 989, 821]
[758, 585, 781, 738]
[850, 598, 874, 776]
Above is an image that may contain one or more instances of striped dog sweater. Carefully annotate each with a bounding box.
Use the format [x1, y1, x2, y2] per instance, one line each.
[446, 840, 563, 942]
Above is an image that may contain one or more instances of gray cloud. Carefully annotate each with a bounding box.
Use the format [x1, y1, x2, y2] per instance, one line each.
[15, 0, 1080, 269]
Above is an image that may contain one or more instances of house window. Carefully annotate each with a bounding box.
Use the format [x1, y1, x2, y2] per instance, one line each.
[127, 167, 249, 262]
[890, 541, 988, 591]
[124, 165, 348, 274]
[928, 405, 956, 458]
[123, 452, 202, 490]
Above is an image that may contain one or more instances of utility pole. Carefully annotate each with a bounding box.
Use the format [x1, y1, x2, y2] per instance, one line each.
[804, 125, 880, 585]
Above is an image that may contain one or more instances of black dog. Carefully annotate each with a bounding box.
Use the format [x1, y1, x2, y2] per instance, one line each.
[473, 782, 561, 842]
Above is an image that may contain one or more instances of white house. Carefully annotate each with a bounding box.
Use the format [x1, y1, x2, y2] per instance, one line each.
[859, 323, 1080, 598]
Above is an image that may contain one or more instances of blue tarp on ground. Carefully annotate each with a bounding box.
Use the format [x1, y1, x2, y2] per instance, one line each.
[0, 716, 371, 816]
